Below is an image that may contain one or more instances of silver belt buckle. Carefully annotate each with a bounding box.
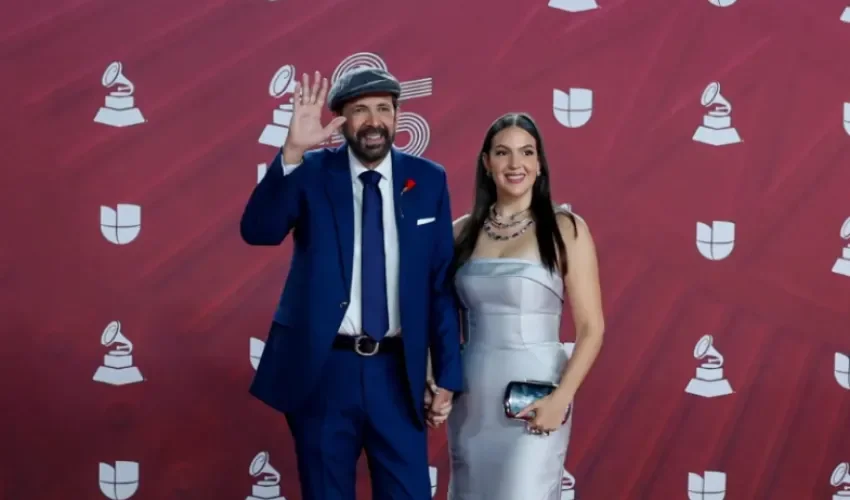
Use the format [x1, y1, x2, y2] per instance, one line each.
[354, 335, 380, 356]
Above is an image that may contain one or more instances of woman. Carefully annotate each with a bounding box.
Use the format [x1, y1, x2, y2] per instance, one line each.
[427, 113, 605, 499]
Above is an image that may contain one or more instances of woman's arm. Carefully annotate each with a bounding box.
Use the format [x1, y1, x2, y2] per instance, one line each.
[552, 212, 605, 406]
[427, 214, 469, 385]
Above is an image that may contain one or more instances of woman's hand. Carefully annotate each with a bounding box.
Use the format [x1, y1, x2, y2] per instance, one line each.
[516, 392, 572, 435]
[425, 380, 452, 428]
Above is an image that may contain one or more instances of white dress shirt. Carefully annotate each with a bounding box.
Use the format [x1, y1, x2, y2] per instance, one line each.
[282, 149, 401, 337]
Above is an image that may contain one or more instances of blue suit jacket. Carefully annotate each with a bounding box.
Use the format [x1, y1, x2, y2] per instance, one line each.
[240, 144, 463, 424]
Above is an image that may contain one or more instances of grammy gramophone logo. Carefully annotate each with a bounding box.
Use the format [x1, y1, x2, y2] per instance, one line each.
[93, 321, 144, 386]
[685, 334, 733, 398]
[94, 62, 145, 128]
[247, 451, 286, 500]
[831, 462, 850, 499]
[258, 52, 434, 158]
[692, 82, 742, 146]
[257, 64, 297, 149]
[831, 217, 850, 277]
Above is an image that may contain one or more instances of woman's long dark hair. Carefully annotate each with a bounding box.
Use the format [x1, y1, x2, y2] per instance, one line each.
[454, 112, 577, 276]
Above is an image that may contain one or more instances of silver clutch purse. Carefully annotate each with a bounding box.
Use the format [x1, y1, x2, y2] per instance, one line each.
[503, 380, 571, 422]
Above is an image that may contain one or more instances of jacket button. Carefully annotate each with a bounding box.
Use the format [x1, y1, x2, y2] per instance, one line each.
[340, 301, 348, 308]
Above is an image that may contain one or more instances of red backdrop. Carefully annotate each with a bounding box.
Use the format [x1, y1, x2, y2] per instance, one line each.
[3, 0, 850, 498]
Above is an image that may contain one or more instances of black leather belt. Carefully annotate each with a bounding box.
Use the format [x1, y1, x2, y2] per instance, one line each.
[333, 334, 402, 356]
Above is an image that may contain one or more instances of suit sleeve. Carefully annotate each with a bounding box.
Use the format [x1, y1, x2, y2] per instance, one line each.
[428, 171, 464, 392]
[240, 149, 305, 245]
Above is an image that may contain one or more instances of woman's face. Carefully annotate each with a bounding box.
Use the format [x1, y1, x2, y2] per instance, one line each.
[483, 126, 540, 202]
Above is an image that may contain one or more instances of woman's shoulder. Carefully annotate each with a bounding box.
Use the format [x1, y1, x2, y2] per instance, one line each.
[453, 213, 471, 238]
[554, 202, 578, 217]
[554, 203, 588, 239]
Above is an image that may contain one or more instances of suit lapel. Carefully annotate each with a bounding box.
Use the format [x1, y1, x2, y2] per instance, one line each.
[391, 147, 409, 244]
[391, 148, 411, 323]
[324, 145, 354, 293]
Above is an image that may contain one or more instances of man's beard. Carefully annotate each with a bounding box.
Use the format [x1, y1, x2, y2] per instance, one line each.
[343, 125, 394, 164]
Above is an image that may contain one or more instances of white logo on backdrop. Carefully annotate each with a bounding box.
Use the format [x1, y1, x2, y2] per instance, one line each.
[101, 204, 141, 245]
[688, 470, 726, 500]
[553, 88, 592, 128]
[707, 0, 736, 7]
[685, 334, 733, 398]
[841, 7, 850, 22]
[843, 103, 850, 135]
[248, 451, 286, 500]
[561, 468, 576, 500]
[257, 163, 268, 184]
[831, 462, 850, 497]
[327, 52, 434, 157]
[696, 221, 734, 261]
[99, 461, 139, 500]
[548, 0, 599, 12]
[94, 62, 145, 127]
[259, 64, 298, 148]
[93, 321, 144, 386]
[835, 353, 850, 390]
[430, 466, 438, 497]
[250, 337, 265, 370]
[831, 217, 850, 277]
[693, 82, 741, 146]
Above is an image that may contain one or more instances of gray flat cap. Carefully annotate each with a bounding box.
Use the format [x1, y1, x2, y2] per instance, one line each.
[327, 67, 402, 111]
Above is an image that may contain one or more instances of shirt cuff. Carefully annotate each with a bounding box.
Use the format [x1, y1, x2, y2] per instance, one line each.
[281, 162, 302, 176]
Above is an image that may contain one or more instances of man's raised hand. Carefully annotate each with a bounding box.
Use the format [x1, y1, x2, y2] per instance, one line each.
[281, 71, 347, 164]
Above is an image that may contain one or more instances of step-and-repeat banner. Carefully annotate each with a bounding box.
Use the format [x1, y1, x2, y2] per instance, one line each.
[3, 0, 850, 498]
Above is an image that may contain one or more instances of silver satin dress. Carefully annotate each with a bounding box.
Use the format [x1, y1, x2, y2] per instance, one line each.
[447, 258, 572, 500]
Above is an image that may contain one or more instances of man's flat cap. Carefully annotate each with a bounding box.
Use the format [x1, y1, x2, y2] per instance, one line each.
[327, 67, 402, 111]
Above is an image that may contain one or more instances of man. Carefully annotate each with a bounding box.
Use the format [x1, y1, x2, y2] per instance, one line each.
[240, 67, 462, 500]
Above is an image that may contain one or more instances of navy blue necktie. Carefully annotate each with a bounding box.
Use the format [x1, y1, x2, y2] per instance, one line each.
[359, 170, 389, 341]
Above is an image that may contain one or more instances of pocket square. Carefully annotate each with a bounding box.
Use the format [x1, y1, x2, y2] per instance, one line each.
[417, 217, 436, 226]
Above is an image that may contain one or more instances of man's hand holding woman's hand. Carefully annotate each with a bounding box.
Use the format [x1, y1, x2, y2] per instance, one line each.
[424, 380, 453, 429]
